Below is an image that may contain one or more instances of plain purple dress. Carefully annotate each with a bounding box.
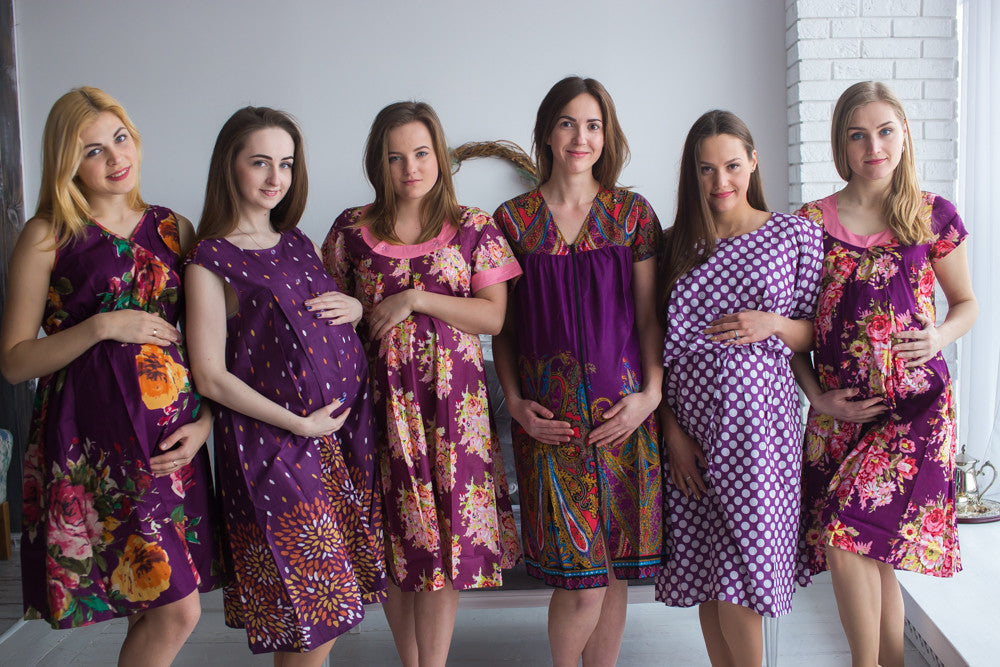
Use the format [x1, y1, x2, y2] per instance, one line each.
[187, 229, 385, 653]
[654, 212, 822, 617]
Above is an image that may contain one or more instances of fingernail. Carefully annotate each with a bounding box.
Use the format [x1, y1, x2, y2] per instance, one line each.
[314, 313, 323, 319]
[305, 305, 313, 311]
[328, 320, 335, 325]
[339, 392, 347, 402]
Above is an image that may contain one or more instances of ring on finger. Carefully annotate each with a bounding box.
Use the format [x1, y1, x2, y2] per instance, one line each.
[153, 328, 158, 336]
[732, 330, 739, 340]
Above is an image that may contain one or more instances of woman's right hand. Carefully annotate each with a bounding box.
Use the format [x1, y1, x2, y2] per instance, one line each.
[293, 398, 351, 438]
[810, 387, 887, 423]
[507, 396, 575, 445]
[665, 426, 708, 500]
[96, 310, 181, 346]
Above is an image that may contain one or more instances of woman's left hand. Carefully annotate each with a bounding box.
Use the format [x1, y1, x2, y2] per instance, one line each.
[369, 290, 416, 339]
[894, 313, 944, 366]
[149, 410, 212, 477]
[304, 291, 363, 327]
[588, 391, 658, 448]
[704, 310, 777, 346]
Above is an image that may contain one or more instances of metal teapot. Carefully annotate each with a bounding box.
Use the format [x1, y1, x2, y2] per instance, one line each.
[955, 446, 996, 511]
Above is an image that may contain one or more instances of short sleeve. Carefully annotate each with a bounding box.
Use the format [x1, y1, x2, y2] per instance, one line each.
[928, 195, 969, 262]
[467, 209, 522, 293]
[788, 214, 824, 320]
[184, 238, 226, 279]
[321, 209, 358, 295]
[630, 195, 661, 262]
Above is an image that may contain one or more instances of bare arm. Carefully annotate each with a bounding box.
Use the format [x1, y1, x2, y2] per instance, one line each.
[0, 218, 181, 384]
[590, 257, 663, 447]
[369, 282, 508, 339]
[704, 311, 814, 353]
[184, 263, 348, 438]
[492, 295, 574, 445]
[894, 242, 978, 366]
[791, 351, 887, 423]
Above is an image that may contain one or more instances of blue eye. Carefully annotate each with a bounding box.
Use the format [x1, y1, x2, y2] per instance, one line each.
[849, 132, 865, 141]
[114, 133, 128, 144]
[416, 150, 429, 158]
[85, 147, 102, 158]
[879, 128, 893, 136]
[728, 163, 741, 171]
[388, 155, 400, 163]
[280, 161, 293, 169]
[253, 160, 268, 168]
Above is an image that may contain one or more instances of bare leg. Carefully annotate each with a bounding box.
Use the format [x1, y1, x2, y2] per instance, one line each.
[412, 584, 460, 667]
[580, 565, 628, 667]
[698, 601, 734, 667]
[273, 638, 336, 667]
[876, 562, 904, 667]
[118, 590, 201, 667]
[383, 582, 418, 667]
[548, 586, 608, 667]
[827, 545, 882, 667]
[716, 601, 762, 667]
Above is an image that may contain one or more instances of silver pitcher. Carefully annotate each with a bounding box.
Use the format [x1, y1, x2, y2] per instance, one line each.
[955, 446, 996, 510]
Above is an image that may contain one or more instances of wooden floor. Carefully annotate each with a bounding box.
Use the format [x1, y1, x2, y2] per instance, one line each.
[0, 543, 934, 666]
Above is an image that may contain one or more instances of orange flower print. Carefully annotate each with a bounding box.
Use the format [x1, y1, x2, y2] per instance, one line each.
[111, 534, 172, 602]
[158, 214, 181, 255]
[136, 344, 190, 411]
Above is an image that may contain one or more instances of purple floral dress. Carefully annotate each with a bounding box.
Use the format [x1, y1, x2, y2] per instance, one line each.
[797, 193, 966, 583]
[654, 212, 823, 617]
[187, 229, 385, 653]
[323, 206, 522, 592]
[493, 188, 664, 589]
[20, 206, 220, 628]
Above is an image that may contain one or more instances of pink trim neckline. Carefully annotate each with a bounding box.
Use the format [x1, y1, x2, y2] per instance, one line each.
[360, 223, 458, 259]
[818, 194, 895, 248]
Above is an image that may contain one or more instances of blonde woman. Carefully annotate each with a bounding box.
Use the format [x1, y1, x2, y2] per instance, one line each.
[795, 81, 977, 667]
[0, 87, 219, 666]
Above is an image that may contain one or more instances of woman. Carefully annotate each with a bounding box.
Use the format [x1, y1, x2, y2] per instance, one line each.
[185, 107, 385, 665]
[795, 81, 977, 667]
[492, 76, 663, 667]
[322, 101, 521, 667]
[655, 110, 823, 666]
[0, 87, 219, 666]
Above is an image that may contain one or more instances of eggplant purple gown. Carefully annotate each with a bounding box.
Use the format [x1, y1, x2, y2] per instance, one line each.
[323, 206, 522, 593]
[796, 192, 966, 583]
[20, 206, 220, 628]
[493, 187, 663, 589]
[654, 212, 823, 617]
[187, 228, 385, 653]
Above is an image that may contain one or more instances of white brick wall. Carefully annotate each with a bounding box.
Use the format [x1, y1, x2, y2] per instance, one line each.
[786, 0, 960, 209]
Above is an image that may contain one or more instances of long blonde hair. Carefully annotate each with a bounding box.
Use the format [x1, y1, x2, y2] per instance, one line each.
[36, 87, 146, 247]
[360, 101, 461, 244]
[831, 81, 930, 245]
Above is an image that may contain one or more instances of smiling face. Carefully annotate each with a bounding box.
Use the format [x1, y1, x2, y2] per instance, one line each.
[386, 121, 439, 203]
[233, 127, 295, 219]
[546, 93, 605, 178]
[74, 110, 139, 198]
[697, 133, 757, 215]
[844, 101, 907, 183]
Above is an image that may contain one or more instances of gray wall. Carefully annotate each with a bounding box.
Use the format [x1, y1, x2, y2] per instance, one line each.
[14, 0, 788, 237]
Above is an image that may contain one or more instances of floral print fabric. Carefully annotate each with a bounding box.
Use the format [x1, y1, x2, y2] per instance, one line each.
[187, 229, 386, 653]
[493, 188, 664, 589]
[797, 193, 966, 582]
[323, 206, 522, 592]
[20, 206, 220, 628]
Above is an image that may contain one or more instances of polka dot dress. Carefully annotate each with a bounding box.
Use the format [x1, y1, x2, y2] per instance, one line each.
[654, 212, 823, 617]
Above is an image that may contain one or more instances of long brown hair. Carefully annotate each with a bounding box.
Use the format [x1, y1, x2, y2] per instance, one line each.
[831, 81, 930, 245]
[360, 101, 461, 244]
[533, 76, 629, 189]
[658, 110, 767, 316]
[196, 106, 308, 241]
[36, 87, 147, 248]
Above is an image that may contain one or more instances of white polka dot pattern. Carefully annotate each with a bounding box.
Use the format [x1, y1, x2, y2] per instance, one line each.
[655, 212, 823, 617]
